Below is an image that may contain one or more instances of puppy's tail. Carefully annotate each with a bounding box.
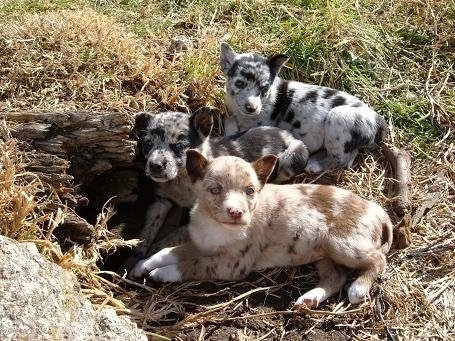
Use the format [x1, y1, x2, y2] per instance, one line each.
[380, 211, 394, 254]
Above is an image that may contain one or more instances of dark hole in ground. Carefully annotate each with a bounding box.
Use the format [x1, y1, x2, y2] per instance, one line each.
[73, 165, 190, 273]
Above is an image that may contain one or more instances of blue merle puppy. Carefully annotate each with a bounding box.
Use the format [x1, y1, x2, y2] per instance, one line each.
[220, 42, 388, 173]
[132, 109, 309, 259]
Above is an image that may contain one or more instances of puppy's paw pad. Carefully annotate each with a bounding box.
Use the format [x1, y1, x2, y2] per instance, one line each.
[149, 264, 182, 282]
[348, 283, 369, 304]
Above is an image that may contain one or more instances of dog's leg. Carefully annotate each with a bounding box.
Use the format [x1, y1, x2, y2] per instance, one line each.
[347, 251, 386, 304]
[305, 146, 357, 173]
[131, 224, 191, 280]
[149, 252, 254, 282]
[117, 197, 173, 275]
[134, 197, 173, 259]
[306, 107, 376, 173]
[294, 259, 347, 309]
[130, 242, 252, 282]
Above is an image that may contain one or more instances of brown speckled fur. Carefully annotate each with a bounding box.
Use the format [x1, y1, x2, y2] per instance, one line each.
[130, 151, 393, 308]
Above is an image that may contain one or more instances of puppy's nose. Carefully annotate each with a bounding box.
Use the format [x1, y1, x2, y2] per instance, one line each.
[245, 104, 257, 113]
[227, 207, 243, 219]
[149, 161, 166, 173]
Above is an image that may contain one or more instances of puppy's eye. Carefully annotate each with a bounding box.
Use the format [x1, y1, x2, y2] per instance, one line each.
[260, 85, 269, 96]
[209, 186, 222, 195]
[235, 80, 246, 89]
[245, 187, 255, 196]
[170, 143, 188, 157]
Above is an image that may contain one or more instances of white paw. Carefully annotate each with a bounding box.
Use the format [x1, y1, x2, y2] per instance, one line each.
[149, 264, 182, 282]
[305, 161, 323, 174]
[294, 288, 327, 309]
[347, 283, 369, 304]
[128, 247, 178, 280]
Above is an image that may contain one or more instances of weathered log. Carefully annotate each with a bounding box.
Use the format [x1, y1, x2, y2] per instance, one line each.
[382, 144, 413, 248]
[2, 111, 136, 183]
[21, 148, 86, 208]
[2, 111, 137, 243]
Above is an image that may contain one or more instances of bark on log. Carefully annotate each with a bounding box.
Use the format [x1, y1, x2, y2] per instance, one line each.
[1, 111, 137, 243]
[3, 111, 136, 183]
[382, 144, 413, 248]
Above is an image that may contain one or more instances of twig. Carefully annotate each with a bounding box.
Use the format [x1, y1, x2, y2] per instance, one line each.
[382, 144, 413, 248]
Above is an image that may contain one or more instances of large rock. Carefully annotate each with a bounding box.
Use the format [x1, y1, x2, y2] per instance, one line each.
[0, 235, 146, 341]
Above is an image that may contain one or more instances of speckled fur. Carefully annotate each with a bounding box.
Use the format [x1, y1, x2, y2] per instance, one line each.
[130, 152, 393, 308]
[132, 111, 309, 258]
[220, 43, 388, 173]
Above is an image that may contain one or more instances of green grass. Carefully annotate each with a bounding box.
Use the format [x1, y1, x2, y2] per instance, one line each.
[0, 0, 80, 18]
[379, 94, 442, 151]
[396, 27, 434, 46]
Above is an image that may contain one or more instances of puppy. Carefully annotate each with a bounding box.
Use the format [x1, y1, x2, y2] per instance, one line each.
[132, 110, 308, 258]
[130, 150, 393, 308]
[220, 42, 388, 173]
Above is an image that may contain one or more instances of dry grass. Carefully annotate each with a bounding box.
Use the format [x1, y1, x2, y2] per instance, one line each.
[0, 0, 454, 340]
[0, 7, 222, 113]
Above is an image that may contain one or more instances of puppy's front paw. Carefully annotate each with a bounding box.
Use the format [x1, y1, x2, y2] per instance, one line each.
[128, 247, 179, 280]
[294, 287, 326, 309]
[150, 264, 183, 282]
[347, 282, 369, 304]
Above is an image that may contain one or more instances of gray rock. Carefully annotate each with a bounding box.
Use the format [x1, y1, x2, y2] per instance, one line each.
[0, 235, 146, 341]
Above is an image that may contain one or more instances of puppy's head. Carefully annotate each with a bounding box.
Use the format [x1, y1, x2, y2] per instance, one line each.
[134, 111, 213, 182]
[220, 42, 288, 117]
[186, 150, 277, 227]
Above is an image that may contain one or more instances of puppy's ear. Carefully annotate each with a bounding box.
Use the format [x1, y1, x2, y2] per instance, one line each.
[134, 112, 151, 138]
[267, 54, 288, 78]
[252, 155, 278, 186]
[186, 149, 209, 182]
[193, 108, 214, 137]
[220, 42, 237, 74]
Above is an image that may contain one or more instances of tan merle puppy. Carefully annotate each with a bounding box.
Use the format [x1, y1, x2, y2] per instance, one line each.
[130, 151, 393, 308]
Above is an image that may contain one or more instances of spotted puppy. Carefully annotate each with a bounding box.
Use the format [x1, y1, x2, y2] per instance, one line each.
[220, 42, 388, 173]
[130, 151, 393, 308]
[133, 110, 308, 258]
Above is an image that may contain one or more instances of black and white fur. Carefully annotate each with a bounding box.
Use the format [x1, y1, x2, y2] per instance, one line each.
[220, 42, 387, 173]
[133, 110, 309, 258]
